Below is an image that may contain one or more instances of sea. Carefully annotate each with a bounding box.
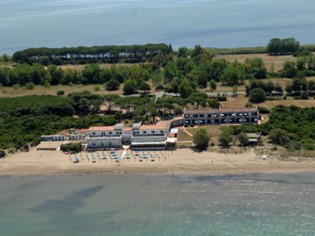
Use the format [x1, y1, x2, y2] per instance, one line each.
[0, 173, 315, 236]
[0, 0, 315, 54]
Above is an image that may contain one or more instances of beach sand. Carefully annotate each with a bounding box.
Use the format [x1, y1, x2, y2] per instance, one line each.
[1, 147, 315, 176]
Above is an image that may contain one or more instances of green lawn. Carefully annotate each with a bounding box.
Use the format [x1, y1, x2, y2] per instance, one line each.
[177, 130, 193, 141]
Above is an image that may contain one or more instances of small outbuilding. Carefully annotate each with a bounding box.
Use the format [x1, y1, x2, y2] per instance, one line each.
[246, 133, 262, 145]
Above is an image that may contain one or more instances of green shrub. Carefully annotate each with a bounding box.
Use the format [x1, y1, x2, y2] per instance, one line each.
[258, 106, 270, 114]
[300, 91, 309, 100]
[57, 90, 65, 96]
[25, 82, 34, 90]
[0, 150, 6, 158]
[249, 88, 266, 103]
[60, 142, 82, 153]
[193, 128, 210, 151]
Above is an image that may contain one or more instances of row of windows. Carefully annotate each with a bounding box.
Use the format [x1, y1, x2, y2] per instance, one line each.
[41, 136, 64, 141]
[90, 142, 120, 147]
[185, 112, 258, 119]
[92, 130, 164, 136]
[185, 118, 258, 125]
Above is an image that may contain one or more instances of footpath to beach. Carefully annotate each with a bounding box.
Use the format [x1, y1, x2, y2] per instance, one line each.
[1, 148, 315, 176]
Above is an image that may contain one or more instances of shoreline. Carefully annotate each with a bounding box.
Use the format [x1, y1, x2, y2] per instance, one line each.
[1, 148, 315, 177]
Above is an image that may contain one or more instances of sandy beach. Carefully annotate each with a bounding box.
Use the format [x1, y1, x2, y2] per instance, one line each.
[1, 147, 315, 176]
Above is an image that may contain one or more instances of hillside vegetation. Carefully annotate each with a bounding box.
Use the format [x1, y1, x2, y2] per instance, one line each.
[1, 39, 315, 152]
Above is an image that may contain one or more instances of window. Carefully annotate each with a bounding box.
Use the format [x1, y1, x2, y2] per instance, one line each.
[160, 131, 164, 133]
[152, 131, 155, 134]
[143, 131, 146, 134]
[109, 132, 112, 135]
[200, 114, 204, 118]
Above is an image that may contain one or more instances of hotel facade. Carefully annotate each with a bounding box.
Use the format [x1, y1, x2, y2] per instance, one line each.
[86, 122, 172, 150]
[183, 108, 260, 126]
[40, 108, 260, 150]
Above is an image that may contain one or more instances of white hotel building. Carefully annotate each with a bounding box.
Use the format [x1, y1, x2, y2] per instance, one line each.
[86, 121, 171, 150]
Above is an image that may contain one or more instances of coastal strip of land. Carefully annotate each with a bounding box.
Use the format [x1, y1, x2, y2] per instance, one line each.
[1, 148, 315, 176]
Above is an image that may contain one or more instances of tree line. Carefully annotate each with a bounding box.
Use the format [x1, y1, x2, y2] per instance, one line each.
[12, 44, 172, 65]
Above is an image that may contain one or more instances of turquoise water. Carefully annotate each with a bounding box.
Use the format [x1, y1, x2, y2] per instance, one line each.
[1, 173, 315, 235]
[0, 0, 314, 54]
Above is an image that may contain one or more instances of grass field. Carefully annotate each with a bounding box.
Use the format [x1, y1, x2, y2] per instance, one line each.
[0, 82, 159, 98]
[215, 53, 296, 72]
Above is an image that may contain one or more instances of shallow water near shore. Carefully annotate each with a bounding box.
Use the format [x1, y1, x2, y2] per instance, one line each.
[1, 0, 315, 53]
[1, 173, 315, 235]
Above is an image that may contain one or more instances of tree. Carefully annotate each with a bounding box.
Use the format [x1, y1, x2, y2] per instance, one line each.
[267, 38, 282, 55]
[164, 61, 179, 83]
[103, 94, 120, 114]
[48, 65, 63, 86]
[267, 38, 300, 55]
[238, 132, 249, 147]
[123, 79, 138, 95]
[138, 81, 151, 93]
[218, 130, 232, 147]
[265, 81, 275, 95]
[193, 128, 210, 151]
[210, 80, 216, 91]
[249, 88, 266, 103]
[186, 92, 208, 109]
[268, 128, 289, 146]
[0, 67, 11, 86]
[220, 62, 246, 86]
[282, 61, 297, 78]
[31, 63, 46, 85]
[178, 47, 189, 57]
[208, 99, 220, 109]
[245, 58, 267, 79]
[179, 79, 193, 98]
[106, 79, 120, 91]
[82, 64, 101, 84]
[2, 54, 10, 62]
